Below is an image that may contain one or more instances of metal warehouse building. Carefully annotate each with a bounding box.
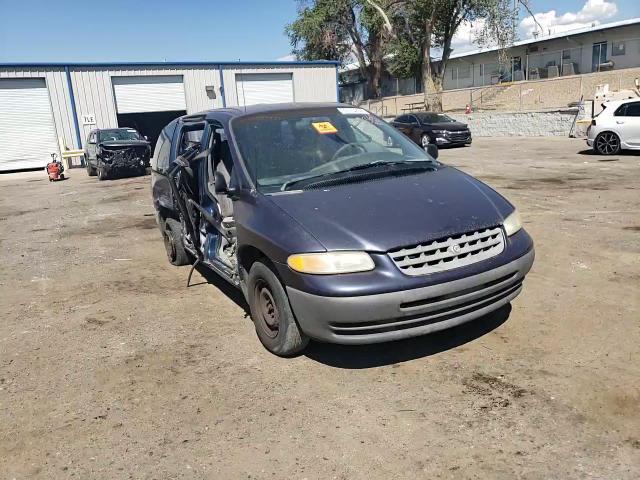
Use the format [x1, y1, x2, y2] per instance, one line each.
[0, 61, 339, 171]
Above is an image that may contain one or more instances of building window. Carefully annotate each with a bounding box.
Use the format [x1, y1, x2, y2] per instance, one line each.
[592, 41, 608, 72]
[562, 49, 571, 60]
[458, 64, 471, 79]
[612, 41, 626, 56]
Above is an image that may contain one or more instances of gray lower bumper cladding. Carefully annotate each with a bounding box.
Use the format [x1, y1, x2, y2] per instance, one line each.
[287, 249, 535, 344]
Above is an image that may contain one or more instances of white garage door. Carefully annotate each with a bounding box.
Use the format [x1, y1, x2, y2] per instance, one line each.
[236, 73, 294, 106]
[0, 79, 59, 171]
[112, 75, 187, 113]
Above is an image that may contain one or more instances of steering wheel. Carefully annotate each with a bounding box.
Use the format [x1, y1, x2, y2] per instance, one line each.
[330, 142, 367, 162]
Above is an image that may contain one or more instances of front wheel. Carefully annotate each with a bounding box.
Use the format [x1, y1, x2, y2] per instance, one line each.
[421, 133, 431, 149]
[97, 161, 108, 180]
[162, 218, 191, 266]
[595, 132, 621, 155]
[86, 159, 97, 176]
[247, 261, 309, 356]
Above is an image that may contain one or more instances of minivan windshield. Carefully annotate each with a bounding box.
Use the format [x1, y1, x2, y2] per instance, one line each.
[99, 129, 142, 142]
[232, 107, 436, 193]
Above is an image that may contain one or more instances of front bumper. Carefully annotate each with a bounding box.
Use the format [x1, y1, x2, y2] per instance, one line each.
[287, 248, 534, 344]
[100, 153, 149, 171]
[434, 136, 472, 146]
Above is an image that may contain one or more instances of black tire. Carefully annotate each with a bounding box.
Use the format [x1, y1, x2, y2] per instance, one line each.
[595, 132, 621, 155]
[247, 261, 309, 356]
[162, 218, 190, 266]
[86, 159, 97, 176]
[97, 161, 108, 181]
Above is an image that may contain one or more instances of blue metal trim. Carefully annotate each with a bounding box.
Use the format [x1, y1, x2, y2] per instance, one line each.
[218, 65, 226, 108]
[335, 65, 340, 102]
[0, 60, 340, 68]
[64, 66, 82, 150]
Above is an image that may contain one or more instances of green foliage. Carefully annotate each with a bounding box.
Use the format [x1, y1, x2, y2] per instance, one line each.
[286, 0, 525, 101]
[385, 0, 522, 80]
[285, 0, 355, 63]
[387, 35, 421, 78]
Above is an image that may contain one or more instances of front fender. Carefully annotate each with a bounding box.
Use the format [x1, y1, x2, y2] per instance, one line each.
[234, 191, 326, 265]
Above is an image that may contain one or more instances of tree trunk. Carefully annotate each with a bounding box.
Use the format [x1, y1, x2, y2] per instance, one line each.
[346, 8, 372, 98]
[421, 17, 442, 112]
[369, 30, 384, 99]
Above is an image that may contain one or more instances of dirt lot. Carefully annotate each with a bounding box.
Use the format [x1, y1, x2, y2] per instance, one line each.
[1, 137, 639, 479]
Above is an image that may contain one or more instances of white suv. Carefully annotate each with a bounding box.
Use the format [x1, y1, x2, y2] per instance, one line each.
[587, 99, 640, 155]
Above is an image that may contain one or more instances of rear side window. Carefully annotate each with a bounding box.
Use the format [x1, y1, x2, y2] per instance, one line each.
[614, 104, 627, 116]
[624, 102, 640, 116]
[152, 124, 175, 173]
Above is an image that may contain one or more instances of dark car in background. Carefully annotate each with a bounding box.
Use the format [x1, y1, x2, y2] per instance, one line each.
[85, 128, 151, 180]
[151, 103, 533, 356]
[391, 112, 472, 148]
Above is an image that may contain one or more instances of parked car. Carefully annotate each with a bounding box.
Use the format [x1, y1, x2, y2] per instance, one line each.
[84, 128, 151, 180]
[151, 103, 534, 356]
[390, 112, 472, 148]
[587, 99, 640, 154]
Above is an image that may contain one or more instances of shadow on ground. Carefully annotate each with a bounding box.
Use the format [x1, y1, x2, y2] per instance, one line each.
[578, 148, 639, 160]
[191, 261, 512, 368]
[192, 263, 250, 314]
[304, 304, 512, 369]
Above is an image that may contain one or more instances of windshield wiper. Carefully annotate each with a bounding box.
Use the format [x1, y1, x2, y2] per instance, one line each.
[281, 160, 435, 191]
[341, 159, 434, 172]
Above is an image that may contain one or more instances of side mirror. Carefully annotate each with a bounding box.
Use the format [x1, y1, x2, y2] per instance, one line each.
[214, 171, 239, 197]
[426, 143, 439, 159]
[214, 171, 229, 194]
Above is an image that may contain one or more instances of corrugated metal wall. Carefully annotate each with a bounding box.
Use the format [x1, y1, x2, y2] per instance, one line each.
[0, 66, 76, 151]
[222, 64, 337, 108]
[0, 63, 337, 152]
[70, 65, 222, 145]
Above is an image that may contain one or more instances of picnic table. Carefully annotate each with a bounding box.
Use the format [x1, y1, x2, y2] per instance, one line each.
[401, 102, 426, 113]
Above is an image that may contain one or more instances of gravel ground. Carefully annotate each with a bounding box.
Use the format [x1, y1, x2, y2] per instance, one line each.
[1, 137, 639, 479]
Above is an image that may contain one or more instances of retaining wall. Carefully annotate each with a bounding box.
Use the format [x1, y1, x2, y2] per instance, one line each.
[447, 110, 579, 137]
[362, 66, 640, 116]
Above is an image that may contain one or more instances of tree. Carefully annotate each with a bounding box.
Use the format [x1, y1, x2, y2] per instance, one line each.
[286, 0, 391, 99]
[366, 0, 528, 111]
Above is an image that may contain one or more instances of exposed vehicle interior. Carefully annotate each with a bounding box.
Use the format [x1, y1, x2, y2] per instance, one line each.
[169, 121, 238, 280]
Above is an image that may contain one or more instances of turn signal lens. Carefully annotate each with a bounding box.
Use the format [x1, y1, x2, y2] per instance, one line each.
[287, 252, 375, 275]
[503, 209, 522, 236]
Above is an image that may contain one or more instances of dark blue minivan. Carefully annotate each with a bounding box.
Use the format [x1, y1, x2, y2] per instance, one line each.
[151, 103, 534, 356]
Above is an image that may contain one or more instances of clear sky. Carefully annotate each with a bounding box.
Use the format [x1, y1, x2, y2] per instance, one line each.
[0, 0, 638, 63]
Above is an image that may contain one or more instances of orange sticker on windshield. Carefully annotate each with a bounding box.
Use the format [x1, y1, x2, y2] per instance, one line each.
[312, 121, 338, 134]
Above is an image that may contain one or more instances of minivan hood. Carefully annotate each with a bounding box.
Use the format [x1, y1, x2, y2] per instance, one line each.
[268, 166, 513, 252]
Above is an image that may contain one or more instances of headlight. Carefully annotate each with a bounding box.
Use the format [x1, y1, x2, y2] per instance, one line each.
[503, 209, 522, 236]
[287, 251, 375, 274]
[432, 129, 447, 134]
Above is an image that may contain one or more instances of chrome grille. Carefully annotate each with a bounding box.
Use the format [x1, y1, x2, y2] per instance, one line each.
[388, 226, 505, 276]
[447, 130, 471, 142]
